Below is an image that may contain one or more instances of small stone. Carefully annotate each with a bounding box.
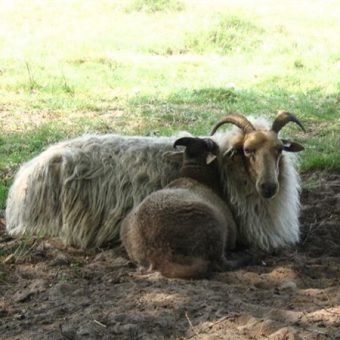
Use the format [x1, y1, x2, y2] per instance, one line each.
[60, 324, 76, 339]
[51, 253, 69, 266]
[279, 281, 297, 292]
[120, 323, 138, 333]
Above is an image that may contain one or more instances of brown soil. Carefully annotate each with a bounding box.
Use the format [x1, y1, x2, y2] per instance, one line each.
[0, 172, 339, 339]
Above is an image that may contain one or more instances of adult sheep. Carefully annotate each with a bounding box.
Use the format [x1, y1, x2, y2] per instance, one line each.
[5, 111, 305, 251]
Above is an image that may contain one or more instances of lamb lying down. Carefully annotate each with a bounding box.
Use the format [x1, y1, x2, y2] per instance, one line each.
[120, 137, 249, 279]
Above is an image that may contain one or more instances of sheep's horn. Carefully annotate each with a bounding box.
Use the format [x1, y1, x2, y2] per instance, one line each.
[271, 111, 306, 133]
[210, 114, 256, 136]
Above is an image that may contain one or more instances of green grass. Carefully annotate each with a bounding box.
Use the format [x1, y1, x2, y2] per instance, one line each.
[0, 0, 339, 210]
[125, 0, 185, 13]
[185, 15, 264, 54]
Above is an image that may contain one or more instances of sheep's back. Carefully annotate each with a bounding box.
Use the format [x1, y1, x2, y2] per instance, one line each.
[121, 181, 235, 265]
[6, 134, 182, 248]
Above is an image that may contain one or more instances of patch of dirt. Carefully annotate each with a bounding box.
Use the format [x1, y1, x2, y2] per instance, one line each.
[0, 172, 340, 339]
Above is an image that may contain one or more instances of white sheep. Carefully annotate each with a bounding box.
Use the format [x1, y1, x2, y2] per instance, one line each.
[211, 111, 305, 250]
[5, 135, 184, 247]
[5, 111, 305, 251]
[120, 137, 239, 279]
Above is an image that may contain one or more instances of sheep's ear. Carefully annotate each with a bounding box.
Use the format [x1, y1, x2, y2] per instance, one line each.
[173, 137, 195, 149]
[162, 151, 183, 163]
[281, 139, 304, 152]
[206, 153, 217, 164]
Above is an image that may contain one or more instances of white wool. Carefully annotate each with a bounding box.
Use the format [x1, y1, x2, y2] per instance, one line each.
[212, 117, 301, 250]
[6, 134, 183, 248]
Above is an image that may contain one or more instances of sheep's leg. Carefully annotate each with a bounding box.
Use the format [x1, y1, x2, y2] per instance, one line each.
[158, 256, 210, 279]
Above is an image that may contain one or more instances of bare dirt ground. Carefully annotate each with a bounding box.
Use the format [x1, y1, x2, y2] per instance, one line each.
[0, 171, 339, 340]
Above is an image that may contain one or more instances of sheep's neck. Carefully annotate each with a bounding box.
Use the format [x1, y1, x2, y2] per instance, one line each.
[179, 164, 222, 196]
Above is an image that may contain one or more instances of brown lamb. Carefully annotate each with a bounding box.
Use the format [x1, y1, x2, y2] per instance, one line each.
[120, 137, 240, 279]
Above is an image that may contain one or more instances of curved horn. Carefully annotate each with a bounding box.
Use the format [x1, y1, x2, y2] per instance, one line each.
[210, 114, 256, 136]
[271, 111, 306, 134]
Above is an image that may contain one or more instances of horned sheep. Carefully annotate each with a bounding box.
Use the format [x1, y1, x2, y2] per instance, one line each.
[5, 111, 305, 251]
[121, 137, 239, 279]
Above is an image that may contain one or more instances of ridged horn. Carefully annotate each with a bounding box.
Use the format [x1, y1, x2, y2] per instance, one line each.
[210, 114, 256, 136]
[271, 111, 306, 134]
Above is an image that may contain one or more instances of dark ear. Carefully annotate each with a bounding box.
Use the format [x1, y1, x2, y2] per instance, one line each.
[173, 137, 195, 149]
[281, 139, 305, 152]
[162, 151, 183, 163]
[202, 138, 219, 154]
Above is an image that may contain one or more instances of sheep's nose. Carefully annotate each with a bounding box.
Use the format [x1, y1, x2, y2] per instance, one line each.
[260, 182, 278, 199]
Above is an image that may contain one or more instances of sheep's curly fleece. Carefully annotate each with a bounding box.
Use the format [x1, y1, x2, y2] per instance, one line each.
[6, 118, 301, 250]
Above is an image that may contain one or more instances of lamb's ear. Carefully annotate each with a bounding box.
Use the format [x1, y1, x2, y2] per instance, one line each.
[173, 137, 195, 149]
[162, 151, 183, 163]
[206, 153, 217, 164]
[281, 139, 304, 152]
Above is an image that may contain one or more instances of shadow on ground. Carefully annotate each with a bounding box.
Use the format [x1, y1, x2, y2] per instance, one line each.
[0, 171, 339, 339]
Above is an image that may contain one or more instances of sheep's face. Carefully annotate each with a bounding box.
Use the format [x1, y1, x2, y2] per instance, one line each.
[243, 131, 284, 198]
[211, 112, 305, 199]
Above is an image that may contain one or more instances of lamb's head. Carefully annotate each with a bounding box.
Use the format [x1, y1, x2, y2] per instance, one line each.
[173, 137, 219, 167]
[211, 111, 305, 199]
[164, 137, 220, 193]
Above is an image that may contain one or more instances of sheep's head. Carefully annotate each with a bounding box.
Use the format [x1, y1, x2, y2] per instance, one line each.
[163, 137, 219, 165]
[173, 137, 219, 166]
[211, 111, 305, 199]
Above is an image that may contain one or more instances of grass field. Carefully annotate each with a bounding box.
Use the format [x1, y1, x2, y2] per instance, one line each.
[0, 0, 339, 210]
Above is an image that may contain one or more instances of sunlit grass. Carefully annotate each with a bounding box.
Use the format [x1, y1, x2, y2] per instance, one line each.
[0, 0, 339, 210]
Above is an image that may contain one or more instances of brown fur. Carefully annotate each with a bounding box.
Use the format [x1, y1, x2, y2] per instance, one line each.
[120, 139, 238, 279]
